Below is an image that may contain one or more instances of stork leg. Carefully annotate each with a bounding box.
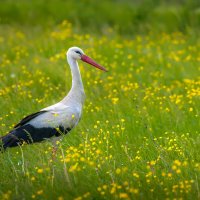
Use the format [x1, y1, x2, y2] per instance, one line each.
[51, 136, 62, 160]
[51, 145, 58, 160]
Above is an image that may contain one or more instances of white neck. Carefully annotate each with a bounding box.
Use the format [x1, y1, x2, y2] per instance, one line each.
[68, 57, 84, 89]
[61, 56, 85, 105]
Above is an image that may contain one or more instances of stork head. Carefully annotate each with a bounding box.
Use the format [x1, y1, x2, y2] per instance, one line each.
[67, 47, 107, 72]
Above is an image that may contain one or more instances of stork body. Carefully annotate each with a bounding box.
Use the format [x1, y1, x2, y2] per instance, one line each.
[1, 47, 107, 150]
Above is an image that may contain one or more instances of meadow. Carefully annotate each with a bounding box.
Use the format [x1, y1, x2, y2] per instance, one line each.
[0, 0, 200, 199]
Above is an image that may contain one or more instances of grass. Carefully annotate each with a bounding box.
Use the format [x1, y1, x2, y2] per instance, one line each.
[1, 0, 200, 34]
[0, 1, 200, 200]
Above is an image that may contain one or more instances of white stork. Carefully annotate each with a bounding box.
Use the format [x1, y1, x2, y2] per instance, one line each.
[0, 47, 107, 151]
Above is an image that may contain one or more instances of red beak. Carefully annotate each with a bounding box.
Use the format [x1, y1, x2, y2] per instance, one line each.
[81, 54, 108, 72]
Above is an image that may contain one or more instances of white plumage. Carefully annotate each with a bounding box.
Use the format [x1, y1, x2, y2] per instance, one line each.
[0, 47, 107, 150]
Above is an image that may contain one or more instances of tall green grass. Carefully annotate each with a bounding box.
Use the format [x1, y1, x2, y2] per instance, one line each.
[0, 23, 199, 199]
[0, 1, 200, 199]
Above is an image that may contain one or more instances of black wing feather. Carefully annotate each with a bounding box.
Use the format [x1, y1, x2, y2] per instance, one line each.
[14, 110, 47, 128]
[1, 125, 71, 151]
[0, 110, 72, 151]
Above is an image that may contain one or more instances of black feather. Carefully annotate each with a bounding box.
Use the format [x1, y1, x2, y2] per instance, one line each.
[0, 124, 71, 151]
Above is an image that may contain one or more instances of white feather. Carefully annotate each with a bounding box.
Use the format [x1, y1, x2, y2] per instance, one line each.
[24, 47, 85, 131]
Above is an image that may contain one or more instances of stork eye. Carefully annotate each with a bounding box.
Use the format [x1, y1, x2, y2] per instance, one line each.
[75, 50, 82, 55]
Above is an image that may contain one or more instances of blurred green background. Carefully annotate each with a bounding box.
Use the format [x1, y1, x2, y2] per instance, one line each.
[0, 0, 200, 35]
